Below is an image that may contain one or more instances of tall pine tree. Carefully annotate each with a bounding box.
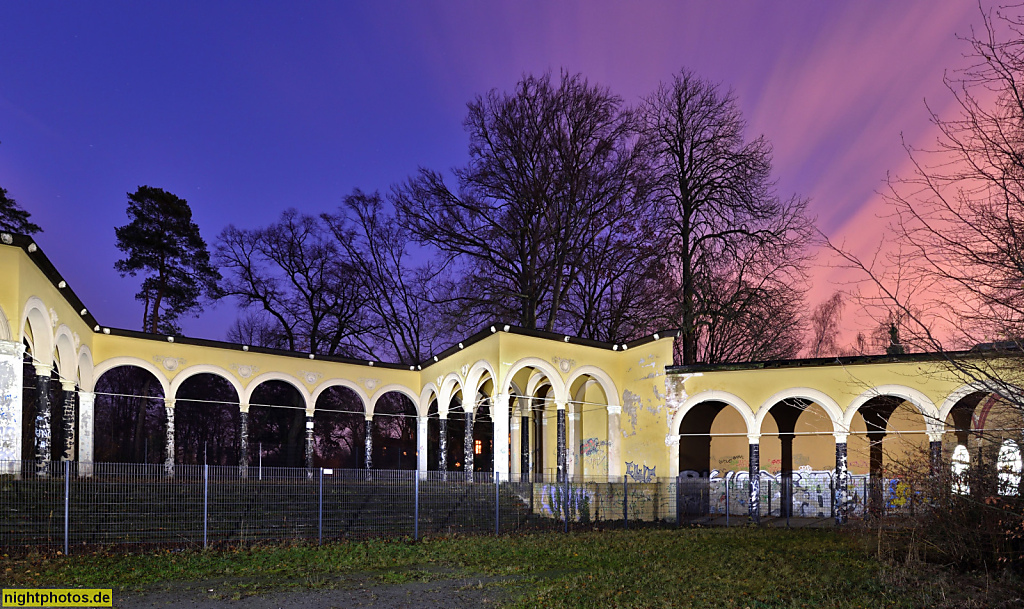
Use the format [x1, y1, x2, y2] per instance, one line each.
[115, 186, 220, 334]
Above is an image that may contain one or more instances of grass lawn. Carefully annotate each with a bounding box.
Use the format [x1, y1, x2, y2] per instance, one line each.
[0, 528, 1012, 607]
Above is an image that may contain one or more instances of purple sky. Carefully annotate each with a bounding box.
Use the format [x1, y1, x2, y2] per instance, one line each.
[0, 2, 982, 343]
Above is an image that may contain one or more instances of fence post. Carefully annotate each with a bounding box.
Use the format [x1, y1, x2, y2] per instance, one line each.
[203, 464, 209, 549]
[318, 468, 323, 546]
[563, 473, 569, 533]
[494, 471, 500, 536]
[414, 472, 419, 541]
[830, 476, 835, 522]
[785, 476, 790, 528]
[63, 460, 69, 556]
[623, 475, 628, 529]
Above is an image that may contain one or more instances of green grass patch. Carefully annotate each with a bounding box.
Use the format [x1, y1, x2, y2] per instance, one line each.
[0, 528, 1002, 607]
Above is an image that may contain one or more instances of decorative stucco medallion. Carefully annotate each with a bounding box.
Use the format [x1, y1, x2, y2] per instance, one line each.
[49, 308, 59, 329]
[552, 356, 575, 374]
[230, 363, 258, 379]
[360, 377, 380, 391]
[460, 364, 469, 379]
[153, 355, 186, 371]
[297, 370, 323, 384]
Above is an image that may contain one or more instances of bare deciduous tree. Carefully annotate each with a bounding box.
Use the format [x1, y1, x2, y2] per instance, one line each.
[640, 69, 814, 364]
[808, 292, 844, 358]
[392, 71, 652, 335]
[216, 210, 368, 355]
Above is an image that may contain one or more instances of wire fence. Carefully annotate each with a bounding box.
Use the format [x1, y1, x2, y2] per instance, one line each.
[1, 461, 921, 554]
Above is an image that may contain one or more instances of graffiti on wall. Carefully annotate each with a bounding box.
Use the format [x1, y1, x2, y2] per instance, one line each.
[0, 359, 19, 458]
[580, 437, 608, 472]
[626, 461, 656, 483]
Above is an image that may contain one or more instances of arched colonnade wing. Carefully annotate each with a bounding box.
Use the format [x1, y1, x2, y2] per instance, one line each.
[5, 236, 1024, 488]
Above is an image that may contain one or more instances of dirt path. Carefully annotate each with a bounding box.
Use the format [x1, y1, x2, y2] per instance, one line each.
[113, 574, 525, 609]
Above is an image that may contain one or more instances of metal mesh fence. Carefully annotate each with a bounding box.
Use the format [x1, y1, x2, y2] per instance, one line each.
[1, 461, 931, 553]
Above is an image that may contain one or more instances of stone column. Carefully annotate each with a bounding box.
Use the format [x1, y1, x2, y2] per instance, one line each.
[464, 407, 475, 478]
[0, 340, 25, 467]
[305, 414, 316, 469]
[164, 398, 175, 476]
[492, 393, 510, 478]
[748, 434, 760, 523]
[438, 413, 448, 477]
[238, 403, 250, 469]
[607, 405, 622, 479]
[61, 382, 76, 462]
[363, 415, 373, 470]
[520, 408, 530, 481]
[928, 431, 944, 476]
[556, 402, 567, 483]
[416, 415, 428, 474]
[77, 391, 94, 475]
[834, 432, 848, 525]
[568, 410, 580, 479]
[510, 401, 521, 478]
[34, 365, 52, 473]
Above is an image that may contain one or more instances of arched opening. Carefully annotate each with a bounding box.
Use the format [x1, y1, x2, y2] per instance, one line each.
[94, 366, 166, 463]
[758, 399, 836, 518]
[532, 385, 555, 481]
[997, 439, 1021, 496]
[372, 392, 417, 470]
[944, 390, 1022, 496]
[472, 391, 494, 473]
[249, 380, 306, 468]
[448, 390, 467, 471]
[426, 396, 441, 471]
[174, 373, 240, 465]
[312, 386, 365, 469]
[952, 444, 970, 495]
[568, 376, 610, 479]
[847, 395, 929, 515]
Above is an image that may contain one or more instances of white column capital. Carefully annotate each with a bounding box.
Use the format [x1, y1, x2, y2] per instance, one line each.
[364, 414, 373, 422]
[606, 405, 622, 415]
[163, 398, 175, 409]
[61, 381, 76, 392]
[555, 401, 567, 411]
[927, 431, 945, 443]
[747, 433, 761, 444]
[0, 339, 25, 358]
[833, 432, 849, 444]
[494, 392, 511, 404]
[239, 401, 250, 413]
[34, 364, 52, 377]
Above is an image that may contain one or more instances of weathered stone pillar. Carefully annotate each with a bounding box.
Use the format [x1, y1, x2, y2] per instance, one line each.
[607, 405, 622, 479]
[568, 410, 580, 479]
[416, 415, 428, 474]
[60, 382, 76, 462]
[0, 340, 25, 467]
[928, 432, 944, 476]
[834, 432, 848, 525]
[238, 403, 250, 469]
[556, 402, 567, 483]
[748, 434, 760, 523]
[492, 393, 510, 478]
[164, 398, 175, 476]
[438, 413, 448, 477]
[520, 408, 530, 481]
[464, 407, 475, 478]
[77, 391, 94, 475]
[34, 365, 52, 473]
[363, 415, 373, 470]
